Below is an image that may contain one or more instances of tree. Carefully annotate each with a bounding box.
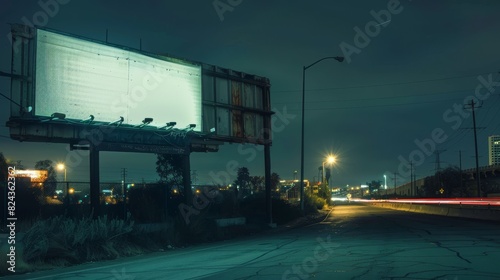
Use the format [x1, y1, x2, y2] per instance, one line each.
[234, 167, 251, 197]
[156, 154, 183, 186]
[317, 183, 330, 201]
[35, 159, 57, 196]
[245, 172, 281, 195]
[249, 176, 264, 193]
[271, 172, 281, 190]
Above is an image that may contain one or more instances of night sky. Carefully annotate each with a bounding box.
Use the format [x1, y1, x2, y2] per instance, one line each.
[1, 0, 499, 188]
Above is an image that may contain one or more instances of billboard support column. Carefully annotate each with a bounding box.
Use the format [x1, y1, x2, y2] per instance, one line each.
[265, 143, 273, 226]
[182, 153, 192, 204]
[90, 145, 100, 219]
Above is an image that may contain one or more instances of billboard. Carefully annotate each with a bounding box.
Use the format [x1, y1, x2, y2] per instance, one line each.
[34, 28, 202, 130]
[8, 25, 272, 146]
[14, 170, 48, 183]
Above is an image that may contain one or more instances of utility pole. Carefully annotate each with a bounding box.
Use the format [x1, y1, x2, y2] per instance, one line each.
[433, 149, 446, 193]
[121, 168, 127, 219]
[433, 149, 447, 173]
[459, 150, 463, 190]
[121, 168, 127, 199]
[392, 172, 399, 196]
[413, 171, 417, 196]
[410, 161, 413, 197]
[464, 99, 482, 197]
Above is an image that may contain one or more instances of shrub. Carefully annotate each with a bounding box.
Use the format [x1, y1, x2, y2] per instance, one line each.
[239, 193, 303, 225]
[128, 184, 167, 222]
[303, 193, 326, 213]
[271, 198, 302, 224]
[23, 214, 134, 265]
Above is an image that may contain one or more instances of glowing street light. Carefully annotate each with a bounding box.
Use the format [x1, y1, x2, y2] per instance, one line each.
[384, 174, 387, 189]
[322, 155, 336, 186]
[58, 163, 72, 204]
[57, 163, 66, 182]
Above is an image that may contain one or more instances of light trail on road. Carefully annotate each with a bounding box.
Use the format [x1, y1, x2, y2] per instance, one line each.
[351, 197, 500, 206]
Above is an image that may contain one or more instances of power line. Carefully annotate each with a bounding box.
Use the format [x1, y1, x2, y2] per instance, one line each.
[285, 96, 461, 111]
[476, 73, 500, 128]
[272, 88, 473, 104]
[441, 102, 500, 152]
[478, 99, 500, 136]
[441, 118, 471, 151]
[273, 73, 500, 112]
[442, 130, 469, 151]
[272, 71, 496, 94]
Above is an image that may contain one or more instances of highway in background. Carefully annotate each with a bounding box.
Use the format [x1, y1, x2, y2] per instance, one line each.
[353, 197, 500, 206]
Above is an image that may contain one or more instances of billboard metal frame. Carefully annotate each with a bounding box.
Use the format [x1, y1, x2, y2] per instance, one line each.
[7, 24, 273, 146]
[4, 24, 274, 223]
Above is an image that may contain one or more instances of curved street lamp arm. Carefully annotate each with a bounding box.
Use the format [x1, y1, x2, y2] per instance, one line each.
[304, 56, 344, 70]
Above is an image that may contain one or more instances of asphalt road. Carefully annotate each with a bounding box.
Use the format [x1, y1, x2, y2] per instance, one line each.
[4, 203, 500, 279]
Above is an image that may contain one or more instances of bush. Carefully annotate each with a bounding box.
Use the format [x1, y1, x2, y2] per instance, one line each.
[271, 199, 302, 224]
[174, 209, 218, 244]
[23, 214, 135, 265]
[303, 193, 326, 214]
[128, 184, 167, 222]
[239, 193, 303, 225]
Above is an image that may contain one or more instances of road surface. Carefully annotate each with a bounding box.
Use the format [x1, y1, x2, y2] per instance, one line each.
[4, 203, 500, 279]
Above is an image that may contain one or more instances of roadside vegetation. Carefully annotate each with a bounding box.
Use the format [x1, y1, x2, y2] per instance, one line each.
[0, 153, 330, 275]
[2, 192, 327, 275]
[22, 215, 137, 266]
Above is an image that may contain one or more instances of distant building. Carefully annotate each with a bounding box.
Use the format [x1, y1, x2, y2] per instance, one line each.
[278, 179, 310, 201]
[14, 169, 48, 183]
[489, 135, 500, 166]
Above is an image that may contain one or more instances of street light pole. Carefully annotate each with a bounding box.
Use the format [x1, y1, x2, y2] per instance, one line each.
[300, 56, 344, 212]
[57, 163, 67, 182]
[322, 161, 325, 186]
[384, 174, 387, 196]
[57, 163, 69, 204]
[322, 156, 335, 201]
[322, 156, 336, 186]
[300, 66, 306, 212]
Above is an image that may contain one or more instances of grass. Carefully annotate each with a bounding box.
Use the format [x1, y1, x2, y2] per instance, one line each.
[2, 194, 329, 276]
[22, 214, 136, 266]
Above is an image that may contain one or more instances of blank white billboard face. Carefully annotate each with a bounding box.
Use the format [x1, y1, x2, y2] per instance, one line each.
[35, 29, 202, 130]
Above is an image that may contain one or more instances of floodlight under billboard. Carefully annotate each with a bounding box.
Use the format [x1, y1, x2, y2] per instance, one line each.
[34, 29, 202, 131]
